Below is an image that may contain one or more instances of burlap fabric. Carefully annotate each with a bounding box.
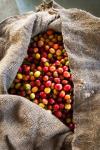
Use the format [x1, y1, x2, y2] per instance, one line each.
[0, 1, 100, 150]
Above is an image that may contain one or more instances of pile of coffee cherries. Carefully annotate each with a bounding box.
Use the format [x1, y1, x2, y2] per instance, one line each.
[9, 29, 74, 131]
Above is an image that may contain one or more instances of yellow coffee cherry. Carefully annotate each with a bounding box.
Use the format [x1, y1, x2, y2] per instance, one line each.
[39, 103, 45, 108]
[17, 73, 23, 80]
[15, 83, 21, 89]
[65, 104, 71, 110]
[44, 62, 50, 67]
[30, 93, 35, 99]
[48, 53, 53, 59]
[34, 71, 41, 78]
[44, 87, 51, 94]
[32, 87, 38, 93]
[35, 53, 40, 59]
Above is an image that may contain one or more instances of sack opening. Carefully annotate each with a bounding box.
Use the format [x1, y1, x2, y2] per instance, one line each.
[8, 29, 75, 132]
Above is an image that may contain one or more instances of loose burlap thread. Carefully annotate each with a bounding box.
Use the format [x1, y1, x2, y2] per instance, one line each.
[0, 1, 100, 150]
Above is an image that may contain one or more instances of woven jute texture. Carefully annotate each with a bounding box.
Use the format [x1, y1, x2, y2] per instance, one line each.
[0, 1, 100, 150]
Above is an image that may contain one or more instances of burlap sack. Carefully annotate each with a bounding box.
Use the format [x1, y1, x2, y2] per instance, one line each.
[0, 1, 100, 150]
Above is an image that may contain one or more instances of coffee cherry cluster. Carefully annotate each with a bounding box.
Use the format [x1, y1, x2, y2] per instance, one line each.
[9, 29, 74, 131]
